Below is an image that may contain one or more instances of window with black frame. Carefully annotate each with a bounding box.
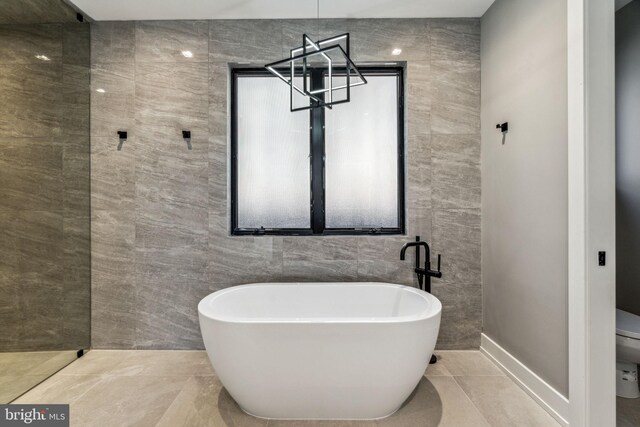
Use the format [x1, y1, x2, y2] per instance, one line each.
[230, 67, 405, 236]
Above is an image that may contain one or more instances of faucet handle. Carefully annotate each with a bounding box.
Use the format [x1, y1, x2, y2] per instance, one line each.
[437, 254, 441, 272]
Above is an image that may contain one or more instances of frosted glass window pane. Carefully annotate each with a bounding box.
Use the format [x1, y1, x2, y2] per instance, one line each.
[325, 75, 399, 228]
[236, 77, 310, 229]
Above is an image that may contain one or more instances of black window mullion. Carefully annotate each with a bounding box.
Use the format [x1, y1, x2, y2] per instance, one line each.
[310, 69, 326, 234]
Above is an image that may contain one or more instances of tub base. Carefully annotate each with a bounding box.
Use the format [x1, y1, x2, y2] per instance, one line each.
[238, 403, 403, 421]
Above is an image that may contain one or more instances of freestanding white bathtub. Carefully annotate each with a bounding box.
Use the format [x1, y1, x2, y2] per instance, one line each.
[198, 282, 442, 420]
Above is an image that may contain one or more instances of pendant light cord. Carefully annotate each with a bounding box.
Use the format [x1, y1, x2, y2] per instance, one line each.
[316, 0, 320, 40]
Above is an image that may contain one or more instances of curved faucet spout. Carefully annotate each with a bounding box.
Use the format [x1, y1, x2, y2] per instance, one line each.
[400, 240, 430, 261]
[400, 241, 417, 260]
[399, 236, 441, 293]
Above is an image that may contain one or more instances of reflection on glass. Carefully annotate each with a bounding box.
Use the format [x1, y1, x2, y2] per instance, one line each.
[0, 0, 91, 403]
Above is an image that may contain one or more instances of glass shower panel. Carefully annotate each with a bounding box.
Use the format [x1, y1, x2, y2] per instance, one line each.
[236, 76, 311, 229]
[0, 0, 91, 403]
[324, 75, 400, 229]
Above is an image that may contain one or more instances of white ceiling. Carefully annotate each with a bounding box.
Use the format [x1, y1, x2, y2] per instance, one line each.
[69, 0, 496, 21]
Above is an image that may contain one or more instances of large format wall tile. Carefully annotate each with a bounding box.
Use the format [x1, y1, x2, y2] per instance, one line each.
[208, 135, 227, 215]
[407, 61, 432, 136]
[62, 64, 90, 137]
[1, 18, 90, 353]
[5, 211, 64, 351]
[282, 237, 358, 261]
[0, 63, 63, 138]
[134, 61, 209, 248]
[406, 207, 434, 245]
[136, 21, 208, 63]
[281, 20, 330, 50]
[208, 63, 228, 137]
[430, 19, 481, 63]
[63, 215, 91, 349]
[90, 62, 135, 137]
[91, 136, 136, 211]
[91, 22, 135, 64]
[433, 282, 482, 349]
[136, 205, 208, 250]
[20, 273, 64, 350]
[431, 60, 480, 135]
[280, 238, 360, 282]
[92, 18, 482, 350]
[281, 259, 359, 282]
[62, 24, 90, 66]
[135, 62, 209, 136]
[63, 137, 90, 217]
[432, 209, 481, 286]
[356, 228, 433, 286]
[0, 272, 23, 349]
[0, 137, 62, 212]
[0, 24, 62, 63]
[432, 134, 481, 210]
[0, 0, 78, 25]
[0, 211, 20, 275]
[3, 210, 63, 280]
[322, 19, 430, 61]
[135, 246, 210, 349]
[357, 235, 417, 284]
[0, 211, 23, 348]
[407, 134, 432, 211]
[134, 135, 209, 249]
[208, 233, 283, 285]
[209, 20, 283, 63]
[357, 235, 422, 264]
[91, 209, 136, 349]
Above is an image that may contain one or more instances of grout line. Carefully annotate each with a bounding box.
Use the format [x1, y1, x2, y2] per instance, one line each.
[451, 375, 493, 427]
[155, 374, 195, 424]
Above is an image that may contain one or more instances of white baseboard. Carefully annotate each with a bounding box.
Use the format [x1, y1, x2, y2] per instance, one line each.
[480, 333, 570, 426]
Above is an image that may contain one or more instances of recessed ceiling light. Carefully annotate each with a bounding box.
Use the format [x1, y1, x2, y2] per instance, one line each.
[181, 50, 193, 58]
[391, 48, 402, 56]
[96, 88, 106, 93]
[35, 54, 50, 61]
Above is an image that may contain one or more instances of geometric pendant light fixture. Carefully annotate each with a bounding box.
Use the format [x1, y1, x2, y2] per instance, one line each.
[265, 1, 367, 111]
[265, 33, 368, 111]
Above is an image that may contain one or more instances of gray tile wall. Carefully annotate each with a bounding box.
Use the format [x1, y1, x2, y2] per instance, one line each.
[0, 21, 91, 351]
[90, 19, 481, 350]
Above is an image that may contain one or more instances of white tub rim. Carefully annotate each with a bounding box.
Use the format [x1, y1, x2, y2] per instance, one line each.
[198, 282, 442, 325]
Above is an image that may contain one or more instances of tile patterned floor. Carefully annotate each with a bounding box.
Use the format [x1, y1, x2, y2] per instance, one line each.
[14, 350, 561, 427]
[0, 350, 78, 403]
[618, 395, 640, 427]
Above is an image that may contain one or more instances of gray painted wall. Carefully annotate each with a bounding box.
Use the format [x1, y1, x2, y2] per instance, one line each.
[0, 19, 91, 350]
[90, 19, 482, 350]
[481, 0, 569, 396]
[616, 0, 640, 317]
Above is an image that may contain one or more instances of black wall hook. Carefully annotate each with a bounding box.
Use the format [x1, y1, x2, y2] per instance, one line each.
[117, 130, 127, 151]
[182, 130, 192, 150]
[496, 122, 509, 133]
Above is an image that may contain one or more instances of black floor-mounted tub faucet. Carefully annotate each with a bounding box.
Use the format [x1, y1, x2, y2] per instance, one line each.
[400, 236, 442, 293]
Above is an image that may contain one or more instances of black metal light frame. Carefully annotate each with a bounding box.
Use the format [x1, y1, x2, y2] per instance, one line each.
[230, 66, 405, 236]
[265, 33, 368, 112]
